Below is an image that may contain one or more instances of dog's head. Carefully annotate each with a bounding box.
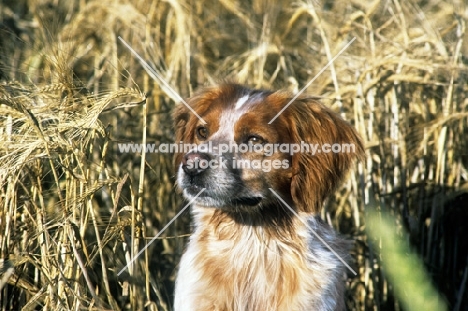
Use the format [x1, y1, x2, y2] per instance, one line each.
[174, 84, 364, 214]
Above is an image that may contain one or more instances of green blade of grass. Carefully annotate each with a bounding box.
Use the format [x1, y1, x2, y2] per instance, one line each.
[366, 209, 448, 311]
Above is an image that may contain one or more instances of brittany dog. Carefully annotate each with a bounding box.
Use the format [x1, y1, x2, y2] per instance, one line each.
[173, 83, 364, 311]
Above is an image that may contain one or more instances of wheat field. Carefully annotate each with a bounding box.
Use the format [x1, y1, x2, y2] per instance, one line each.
[0, 0, 467, 310]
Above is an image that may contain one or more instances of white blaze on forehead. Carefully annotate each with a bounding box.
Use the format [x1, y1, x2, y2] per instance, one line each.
[212, 96, 251, 141]
[211, 92, 266, 141]
[214, 109, 243, 141]
[235, 95, 250, 110]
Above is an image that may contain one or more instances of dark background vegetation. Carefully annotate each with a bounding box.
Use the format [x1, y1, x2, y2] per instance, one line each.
[0, 0, 467, 310]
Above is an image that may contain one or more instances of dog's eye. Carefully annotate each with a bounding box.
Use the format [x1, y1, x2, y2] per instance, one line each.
[196, 126, 208, 140]
[247, 135, 264, 144]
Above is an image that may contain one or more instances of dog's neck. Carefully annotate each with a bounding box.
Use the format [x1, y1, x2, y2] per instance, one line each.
[190, 204, 305, 243]
[179, 204, 347, 310]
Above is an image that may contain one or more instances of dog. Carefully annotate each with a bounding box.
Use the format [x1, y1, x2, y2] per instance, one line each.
[173, 83, 364, 311]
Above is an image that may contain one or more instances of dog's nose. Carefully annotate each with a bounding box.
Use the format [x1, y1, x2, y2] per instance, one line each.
[182, 152, 211, 176]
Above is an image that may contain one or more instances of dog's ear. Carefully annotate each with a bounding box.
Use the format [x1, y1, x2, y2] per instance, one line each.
[173, 103, 191, 168]
[173, 103, 191, 142]
[289, 99, 364, 213]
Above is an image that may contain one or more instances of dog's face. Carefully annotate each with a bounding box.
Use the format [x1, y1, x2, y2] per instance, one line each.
[174, 84, 364, 214]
